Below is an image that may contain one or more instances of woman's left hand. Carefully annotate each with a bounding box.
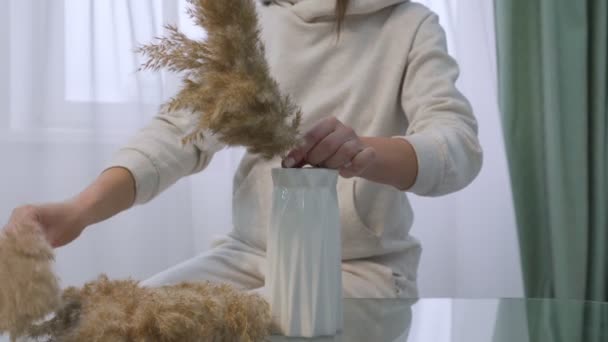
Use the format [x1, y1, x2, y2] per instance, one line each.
[283, 117, 376, 178]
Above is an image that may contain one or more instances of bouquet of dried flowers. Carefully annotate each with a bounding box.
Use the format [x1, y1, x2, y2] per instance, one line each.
[138, 0, 302, 159]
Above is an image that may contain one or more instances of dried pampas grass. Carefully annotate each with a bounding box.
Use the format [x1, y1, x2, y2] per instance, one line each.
[29, 276, 271, 342]
[0, 221, 61, 341]
[138, 0, 302, 159]
[0, 222, 272, 342]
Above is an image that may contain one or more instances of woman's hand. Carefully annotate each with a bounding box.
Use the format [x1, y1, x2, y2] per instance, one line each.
[5, 201, 87, 248]
[283, 117, 377, 178]
[283, 116, 419, 190]
[3, 167, 137, 248]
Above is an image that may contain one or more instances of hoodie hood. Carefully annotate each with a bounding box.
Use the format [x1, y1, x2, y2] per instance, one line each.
[261, 0, 409, 22]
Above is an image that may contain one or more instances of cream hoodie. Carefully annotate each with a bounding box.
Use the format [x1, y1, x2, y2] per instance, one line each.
[108, 0, 483, 291]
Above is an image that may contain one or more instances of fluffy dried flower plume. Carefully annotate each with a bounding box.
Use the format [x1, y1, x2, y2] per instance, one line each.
[0, 222, 272, 341]
[138, 0, 302, 159]
[0, 220, 61, 342]
[28, 276, 271, 342]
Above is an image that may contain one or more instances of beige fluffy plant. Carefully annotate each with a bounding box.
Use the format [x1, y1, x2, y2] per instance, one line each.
[0, 223, 272, 342]
[138, 0, 302, 159]
[0, 221, 61, 342]
[28, 276, 271, 342]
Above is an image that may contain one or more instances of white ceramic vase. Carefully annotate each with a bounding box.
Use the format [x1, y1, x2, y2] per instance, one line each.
[266, 168, 343, 337]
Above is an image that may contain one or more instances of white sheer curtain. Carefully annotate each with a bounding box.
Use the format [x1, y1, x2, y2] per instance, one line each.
[412, 0, 523, 297]
[0, 0, 522, 310]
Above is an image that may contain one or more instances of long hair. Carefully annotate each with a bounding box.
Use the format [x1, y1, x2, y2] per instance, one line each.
[335, 0, 349, 36]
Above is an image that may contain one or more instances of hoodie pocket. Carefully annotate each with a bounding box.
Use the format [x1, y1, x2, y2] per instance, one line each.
[339, 177, 413, 259]
[339, 177, 378, 241]
[343, 178, 411, 235]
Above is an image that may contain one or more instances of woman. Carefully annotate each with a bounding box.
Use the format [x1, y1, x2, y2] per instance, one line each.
[7, 0, 482, 298]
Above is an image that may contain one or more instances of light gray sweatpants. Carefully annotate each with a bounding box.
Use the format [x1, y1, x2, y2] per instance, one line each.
[141, 234, 410, 298]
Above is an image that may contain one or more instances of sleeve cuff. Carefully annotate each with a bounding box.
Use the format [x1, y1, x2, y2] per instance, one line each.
[105, 149, 160, 205]
[395, 133, 445, 196]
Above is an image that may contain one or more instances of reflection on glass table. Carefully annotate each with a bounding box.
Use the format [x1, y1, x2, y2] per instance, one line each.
[269, 298, 608, 342]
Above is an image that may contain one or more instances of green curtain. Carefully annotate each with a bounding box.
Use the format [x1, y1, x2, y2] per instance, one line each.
[492, 298, 608, 342]
[495, 0, 607, 301]
[495, 1, 607, 341]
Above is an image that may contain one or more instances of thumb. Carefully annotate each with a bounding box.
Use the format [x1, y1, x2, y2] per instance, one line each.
[282, 152, 307, 168]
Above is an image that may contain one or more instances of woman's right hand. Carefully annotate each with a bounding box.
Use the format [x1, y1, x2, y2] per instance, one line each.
[6, 201, 87, 248]
[4, 167, 136, 248]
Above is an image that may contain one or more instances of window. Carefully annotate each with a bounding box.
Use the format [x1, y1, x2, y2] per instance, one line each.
[63, 0, 205, 105]
[5, 0, 205, 139]
[64, 0, 164, 104]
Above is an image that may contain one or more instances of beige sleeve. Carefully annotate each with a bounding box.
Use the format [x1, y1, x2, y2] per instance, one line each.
[398, 13, 483, 197]
[106, 112, 220, 204]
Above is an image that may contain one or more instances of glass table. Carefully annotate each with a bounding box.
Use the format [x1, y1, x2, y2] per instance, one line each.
[269, 298, 608, 342]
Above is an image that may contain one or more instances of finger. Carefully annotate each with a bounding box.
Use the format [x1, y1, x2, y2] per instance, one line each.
[323, 138, 364, 169]
[9, 205, 38, 224]
[339, 147, 376, 178]
[307, 126, 357, 166]
[282, 150, 308, 168]
[283, 117, 340, 167]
